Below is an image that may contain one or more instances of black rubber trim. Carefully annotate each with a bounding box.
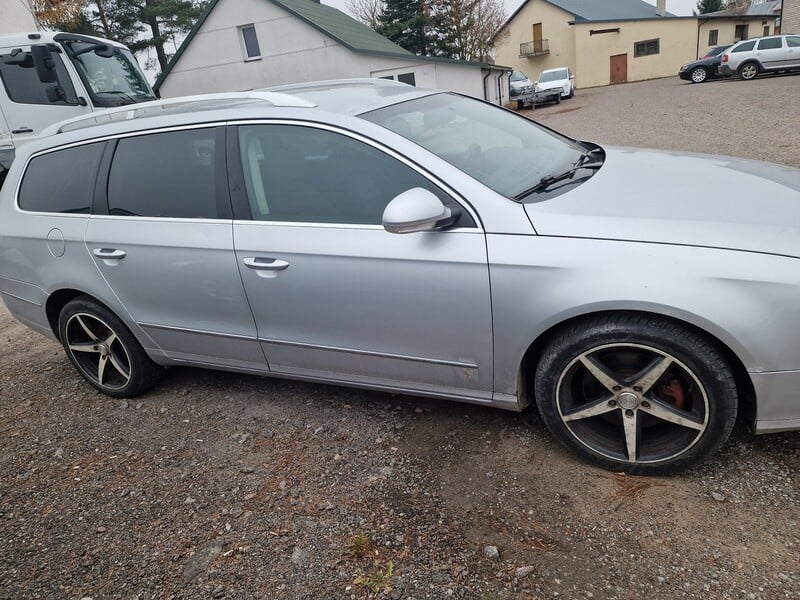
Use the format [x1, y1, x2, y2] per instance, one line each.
[92, 139, 116, 215]
[226, 125, 253, 221]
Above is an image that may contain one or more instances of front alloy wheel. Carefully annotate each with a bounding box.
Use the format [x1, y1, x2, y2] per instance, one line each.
[535, 316, 737, 474]
[690, 67, 708, 83]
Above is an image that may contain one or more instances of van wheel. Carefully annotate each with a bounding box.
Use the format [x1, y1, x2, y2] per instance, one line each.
[58, 296, 163, 398]
[534, 315, 738, 475]
[517, 100, 524, 109]
[738, 63, 759, 80]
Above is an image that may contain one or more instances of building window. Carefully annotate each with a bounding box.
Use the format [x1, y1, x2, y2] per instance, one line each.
[734, 24, 748, 41]
[397, 72, 416, 86]
[708, 29, 718, 46]
[240, 24, 261, 60]
[634, 38, 660, 57]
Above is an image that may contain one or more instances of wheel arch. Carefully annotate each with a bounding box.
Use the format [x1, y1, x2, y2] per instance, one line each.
[518, 309, 757, 428]
[738, 60, 762, 74]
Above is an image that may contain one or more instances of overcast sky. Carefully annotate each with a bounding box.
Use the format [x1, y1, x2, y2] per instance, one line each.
[322, 0, 699, 20]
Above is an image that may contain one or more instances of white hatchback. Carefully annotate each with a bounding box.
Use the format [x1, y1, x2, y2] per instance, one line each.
[534, 67, 575, 98]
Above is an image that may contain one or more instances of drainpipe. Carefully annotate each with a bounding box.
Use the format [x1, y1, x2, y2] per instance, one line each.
[496, 70, 503, 105]
[697, 17, 709, 59]
[482, 68, 491, 101]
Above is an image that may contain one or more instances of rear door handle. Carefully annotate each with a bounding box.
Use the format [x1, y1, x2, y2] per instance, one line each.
[12, 127, 33, 134]
[242, 257, 289, 271]
[92, 248, 127, 260]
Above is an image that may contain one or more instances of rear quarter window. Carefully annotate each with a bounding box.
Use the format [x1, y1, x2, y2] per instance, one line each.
[732, 41, 757, 52]
[18, 142, 104, 213]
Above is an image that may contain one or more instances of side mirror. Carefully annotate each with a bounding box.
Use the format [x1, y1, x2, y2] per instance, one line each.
[382, 188, 457, 234]
[31, 44, 57, 83]
[570, 75, 575, 80]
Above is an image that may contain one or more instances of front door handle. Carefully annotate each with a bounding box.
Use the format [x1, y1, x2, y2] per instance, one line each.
[93, 248, 127, 260]
[12, 127, 33, 134]
[242, 257, 289, 271]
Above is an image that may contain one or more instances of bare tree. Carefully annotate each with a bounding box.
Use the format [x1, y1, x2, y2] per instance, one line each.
[433, 0, 507, 61]
[31, 0, 84, 28]
[346, 0, 385, 29]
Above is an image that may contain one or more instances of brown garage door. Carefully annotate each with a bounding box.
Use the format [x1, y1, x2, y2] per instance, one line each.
[610, 54, 627, 84]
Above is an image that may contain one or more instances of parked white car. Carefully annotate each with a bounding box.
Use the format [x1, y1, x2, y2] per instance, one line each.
[535, 67, 575, 98]
[719, 34, 800, 80]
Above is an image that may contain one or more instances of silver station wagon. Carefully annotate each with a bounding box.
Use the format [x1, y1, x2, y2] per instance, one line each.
[1, 80, 798, 474]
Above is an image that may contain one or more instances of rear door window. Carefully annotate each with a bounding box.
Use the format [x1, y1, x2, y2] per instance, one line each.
[18, 142, 104, 213]
[757, 38, 783, 50]
[107, 128, 220, 218]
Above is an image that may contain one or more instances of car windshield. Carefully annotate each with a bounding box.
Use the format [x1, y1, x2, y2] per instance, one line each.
[539, 69, 567, 82]
[510, 70, 528, 82]
[65, 42, 155, 106]
[360, 93, 584, 199]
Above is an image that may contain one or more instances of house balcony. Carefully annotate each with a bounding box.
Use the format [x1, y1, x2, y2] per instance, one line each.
[519, 39, 549, 58]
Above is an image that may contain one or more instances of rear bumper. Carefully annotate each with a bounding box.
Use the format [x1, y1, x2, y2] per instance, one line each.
[718, 65, 734, 75]
[751, 369, 800, 433]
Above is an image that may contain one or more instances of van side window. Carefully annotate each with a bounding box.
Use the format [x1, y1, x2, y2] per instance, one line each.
[18, 142, 104, 213]
[107, 128, 219, 218]
[0, 51, 79, 105]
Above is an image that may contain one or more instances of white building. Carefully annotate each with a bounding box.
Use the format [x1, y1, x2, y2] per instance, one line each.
[0, 0, 37, 33]
[154, 0, 510, 104]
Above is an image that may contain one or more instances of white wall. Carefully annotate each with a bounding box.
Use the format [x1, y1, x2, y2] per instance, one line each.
[0, 0, 37, 33]
[158, 0, 506, 103]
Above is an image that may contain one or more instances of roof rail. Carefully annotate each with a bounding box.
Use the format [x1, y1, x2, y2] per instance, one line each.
[42, 91, 316, 136]
[265, 78, 410, 93]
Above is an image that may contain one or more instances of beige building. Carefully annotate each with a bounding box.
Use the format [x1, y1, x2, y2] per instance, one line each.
[698, 2, 780, 57]
[494, 0, 780, 89]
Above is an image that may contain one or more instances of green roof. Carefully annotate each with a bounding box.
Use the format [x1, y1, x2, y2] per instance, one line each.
[271, 0, 412, 56]
[155, 0, 507, 93]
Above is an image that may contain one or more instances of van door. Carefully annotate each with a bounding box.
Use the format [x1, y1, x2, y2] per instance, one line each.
[0, 47, 88, 144]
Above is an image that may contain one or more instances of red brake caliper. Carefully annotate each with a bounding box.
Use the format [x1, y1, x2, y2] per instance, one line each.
[658, 377, 686, 410]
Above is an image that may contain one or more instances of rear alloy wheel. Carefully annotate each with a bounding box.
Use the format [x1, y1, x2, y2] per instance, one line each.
[59, 296, 163, 398]
[535, 315, 737, 474]
[690, 66, 708, 83]
[738, 63, 759, 80]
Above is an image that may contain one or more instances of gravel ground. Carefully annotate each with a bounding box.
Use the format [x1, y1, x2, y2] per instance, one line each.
[1, 75, 799, 599]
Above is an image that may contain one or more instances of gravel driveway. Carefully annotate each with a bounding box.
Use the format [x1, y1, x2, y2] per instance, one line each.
[1, 75, 798, 600]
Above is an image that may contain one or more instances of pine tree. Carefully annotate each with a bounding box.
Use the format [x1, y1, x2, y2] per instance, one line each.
[695, 0, 725, 14]
[65, 0, 208, 73]
[376, 0, 430, 55]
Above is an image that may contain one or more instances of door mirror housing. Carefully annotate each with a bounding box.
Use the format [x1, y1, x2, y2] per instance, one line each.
[382, 188, 457, 234]
[31, 44, 57, 83]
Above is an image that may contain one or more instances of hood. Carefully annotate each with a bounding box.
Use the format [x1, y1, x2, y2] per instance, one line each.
[524, 147, 800, 259]
[535, 80, 566, 92]
[511, 79, 533, 90]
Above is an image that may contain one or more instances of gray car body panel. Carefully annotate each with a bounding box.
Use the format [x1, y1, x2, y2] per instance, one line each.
[0, 81, 798, 435]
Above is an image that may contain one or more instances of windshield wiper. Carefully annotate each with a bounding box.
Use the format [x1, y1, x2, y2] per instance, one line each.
[514, 149, 604, 199]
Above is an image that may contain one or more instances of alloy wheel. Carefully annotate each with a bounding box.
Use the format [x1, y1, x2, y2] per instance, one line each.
[690, 67, 707, 83]
[740, 64, 758, 80]
[555, 343, 709, 465]
[64, 312, 132, 391]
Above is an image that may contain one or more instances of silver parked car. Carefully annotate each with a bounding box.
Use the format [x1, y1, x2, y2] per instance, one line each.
[719, 34, 800, 79]
[1, 80, 798, 475]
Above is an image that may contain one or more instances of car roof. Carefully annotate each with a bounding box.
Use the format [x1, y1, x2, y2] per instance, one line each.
[539, 67, 569, 74]
[26, 79, 442, 155]
[0, 31, 128, 49]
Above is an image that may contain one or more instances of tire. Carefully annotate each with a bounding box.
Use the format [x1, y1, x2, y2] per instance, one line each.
[738, 62, 759, 80]
[690, 66, 708, 83]
[517, 99, 524, 109]
[58, 296, 163, 398]
[534, 314, 738, 475]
